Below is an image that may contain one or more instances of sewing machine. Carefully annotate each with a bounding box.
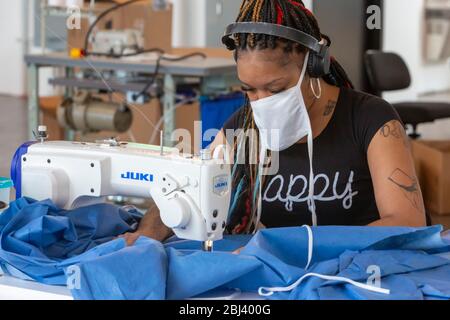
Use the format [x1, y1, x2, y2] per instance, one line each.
[10, 129, 231, 251]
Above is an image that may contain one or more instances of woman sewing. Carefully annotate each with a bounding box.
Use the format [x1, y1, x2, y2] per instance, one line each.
[121, 0, 426, 246]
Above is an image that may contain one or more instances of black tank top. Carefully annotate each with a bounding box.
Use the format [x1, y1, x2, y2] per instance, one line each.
[223, 87, 401, 228]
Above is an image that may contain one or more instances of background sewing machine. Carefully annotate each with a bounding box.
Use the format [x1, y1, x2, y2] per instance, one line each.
[10, 127, 231, 251]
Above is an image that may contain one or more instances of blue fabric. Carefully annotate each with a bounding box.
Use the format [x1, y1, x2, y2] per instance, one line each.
[0, 197, 142, 285]
[0, 198, 449, 300]
[200, 93, 245, 149]
[70, 237, 167, 300]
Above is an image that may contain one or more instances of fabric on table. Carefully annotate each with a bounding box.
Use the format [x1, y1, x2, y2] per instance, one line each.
[0, 198, 449, 300]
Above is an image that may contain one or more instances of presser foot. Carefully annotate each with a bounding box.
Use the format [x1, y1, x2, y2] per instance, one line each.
[202, 240, 214, 252]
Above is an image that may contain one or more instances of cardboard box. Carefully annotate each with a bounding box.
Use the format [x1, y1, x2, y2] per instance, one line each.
[67, 2, 122, 51]
[74, 95, 200, 153]
[119, 99, 200, 153]
[412, 140, 450, 216]
[40, 96, 65, 141]
[430, 214, 450, 230]
[174, 101, 201, 154]
[79, 94, 162, 144]
[38, 92, 200, 152]
[67, 1, 172, 53]
[121, 2, 173, 53]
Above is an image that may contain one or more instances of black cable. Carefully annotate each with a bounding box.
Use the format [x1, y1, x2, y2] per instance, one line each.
[83, 0, 146, 54]
[87, 48, 165, 59]
[160, 52, 207, 62]
[132, 52, 207, 101]
[116, 48, 165, 57]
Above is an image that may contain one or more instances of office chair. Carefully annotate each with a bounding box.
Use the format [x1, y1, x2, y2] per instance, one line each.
[364, 50, 450, 139]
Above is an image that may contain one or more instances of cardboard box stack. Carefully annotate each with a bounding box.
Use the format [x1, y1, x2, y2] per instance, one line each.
[43, 1, 234, 155]
[412, 140, 450, 230]
[67, 0, 173, 53]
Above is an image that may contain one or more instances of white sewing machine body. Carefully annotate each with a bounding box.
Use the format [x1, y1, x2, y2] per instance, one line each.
[15, 140, 231, 242]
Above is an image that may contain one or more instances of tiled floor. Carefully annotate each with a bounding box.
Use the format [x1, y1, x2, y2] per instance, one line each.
[0, 95, 27, 177]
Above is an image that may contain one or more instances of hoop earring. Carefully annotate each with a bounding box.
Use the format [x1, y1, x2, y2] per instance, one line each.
[310, 78, 322, 99]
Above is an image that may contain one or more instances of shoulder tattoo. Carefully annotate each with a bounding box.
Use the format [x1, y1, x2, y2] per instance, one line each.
[323, 100, 337, 117]
[380, 120, 410, 149]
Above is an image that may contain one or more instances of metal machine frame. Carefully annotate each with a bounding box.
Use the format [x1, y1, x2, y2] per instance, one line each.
[25, 52, 239, 146]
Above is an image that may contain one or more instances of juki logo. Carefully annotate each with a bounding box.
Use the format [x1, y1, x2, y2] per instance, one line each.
[121, 172, 154, 182]
[213, 175, 229, 195]
[215, 181, 228, 189]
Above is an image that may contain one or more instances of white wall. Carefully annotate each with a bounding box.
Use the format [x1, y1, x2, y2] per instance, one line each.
[172, 0, 313, 48]
[304, 0, 313, 10]
[383, 0, 450, 102]
[0, 1, 26, 96]
[172, 0, 206, 47]
[383, 0, 450, 139]
[1, 0, 448, 99]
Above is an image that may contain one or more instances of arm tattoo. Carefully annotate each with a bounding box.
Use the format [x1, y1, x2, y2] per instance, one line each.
[380, 121, 410, 149]
[388, 168, 422, 212]
[323, 100, 336, 116]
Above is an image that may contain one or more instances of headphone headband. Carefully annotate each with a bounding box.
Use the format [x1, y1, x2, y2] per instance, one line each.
[222, 22, 331, 78]
[222, 22, 327, 56]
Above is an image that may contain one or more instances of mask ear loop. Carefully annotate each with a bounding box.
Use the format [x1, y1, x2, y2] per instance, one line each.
[252, 147, 266, 235]
[310, 78, 322, 100]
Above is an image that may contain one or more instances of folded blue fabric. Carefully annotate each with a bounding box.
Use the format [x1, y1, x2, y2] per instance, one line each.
[69, 237, 167, 300]
[0, 198, 449, 300]
[0, 197, 142, 285]
[74, 226, 450, 300]
[219, 227, 450, 300]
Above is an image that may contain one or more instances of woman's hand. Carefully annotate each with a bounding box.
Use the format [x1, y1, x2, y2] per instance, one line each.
[118, 232, 143, 246]
[118, 229, 170, 246]
[232, 247, 244, 255]
[119, 204, 173, 246]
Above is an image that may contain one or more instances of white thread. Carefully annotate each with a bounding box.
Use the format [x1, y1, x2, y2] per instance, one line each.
[253, 147, 266, 235]
[257, 225, 390, 297]
[303, 225, 313, 270]
[306, 131, 317, 226]
[127, 130, 137, 143]
[258, 272, 390, 297]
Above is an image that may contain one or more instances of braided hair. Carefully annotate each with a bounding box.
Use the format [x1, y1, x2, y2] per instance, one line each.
[234, 0, 353, 88]
[227, 0, 353, 234]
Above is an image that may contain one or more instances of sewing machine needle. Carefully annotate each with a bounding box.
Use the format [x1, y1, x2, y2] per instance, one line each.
[160, 130, 164, 156]
[203, 240, 213, 252]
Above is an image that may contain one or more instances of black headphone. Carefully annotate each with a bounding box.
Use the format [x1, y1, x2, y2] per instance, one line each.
[222, 22, 331, 78]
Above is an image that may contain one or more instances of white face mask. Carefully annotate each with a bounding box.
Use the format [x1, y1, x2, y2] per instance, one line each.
[250, 51, 311, 152]
[250, 52, 317, 227]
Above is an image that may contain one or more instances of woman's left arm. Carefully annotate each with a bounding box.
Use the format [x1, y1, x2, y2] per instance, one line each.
[367, 120, 426, 227]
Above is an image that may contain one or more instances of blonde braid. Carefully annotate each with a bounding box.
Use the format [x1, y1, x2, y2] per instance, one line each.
[238, 0, 253, 22]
